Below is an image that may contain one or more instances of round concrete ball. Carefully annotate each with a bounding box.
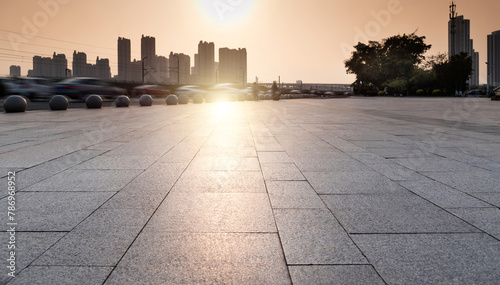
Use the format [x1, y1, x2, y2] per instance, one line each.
[86, 95, 103, 109]
[166, 94, 179, 105]
[3, 95, 27, 113]
[246, 94, 255, 101]
[258, 94, 265, 100]
[139, 94, 153, 106]
[193, 93, 204, 104]
[265, 94, 272, 100]
[177, 94, 189, 104]
[49, 95, 69, 111]
[115, 95, 130, 108]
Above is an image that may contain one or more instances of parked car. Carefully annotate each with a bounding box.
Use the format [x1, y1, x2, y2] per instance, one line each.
[53, 77, 126, 100]
[10, 77, 53, 100]
[495, 87, 500, 96]
[0, 77, 18, 96]
[132, 85, 170, 97]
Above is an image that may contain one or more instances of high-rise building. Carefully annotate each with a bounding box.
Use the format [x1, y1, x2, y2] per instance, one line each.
[9, 65, 21, 76]
[448, 3, 479, 87]
[198, 41, 215, 85]
[155, 55, 169, 84]
[29, 52, 67, 78]
[73, 51, 87, 77]
[169, 52, 190, 85]
[141, 35, 157, 83]
[488, 30, 500, 87]
[95, 57, 111, 80]
[118, 37, 131, 81]
[219, 47, 247, 85]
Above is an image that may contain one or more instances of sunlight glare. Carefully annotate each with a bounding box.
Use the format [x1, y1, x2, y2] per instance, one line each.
[197, 0, 255, 24]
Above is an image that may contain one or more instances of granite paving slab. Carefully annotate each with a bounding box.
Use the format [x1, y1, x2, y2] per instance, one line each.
[353, 234, 500, 285]
[289, 265, 385, 285]
[321, 192, 479, 234]
[105, 233, 291, 284]
[274, 208, 367, 265]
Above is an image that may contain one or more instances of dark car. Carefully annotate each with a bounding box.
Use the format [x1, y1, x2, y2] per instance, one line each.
[54, 77, 126, 100]
[132, 85, 170, 97]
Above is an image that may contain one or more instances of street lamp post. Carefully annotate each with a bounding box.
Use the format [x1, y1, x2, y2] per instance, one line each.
[142, 57, 147, 84]
[486, 61, 490, 93]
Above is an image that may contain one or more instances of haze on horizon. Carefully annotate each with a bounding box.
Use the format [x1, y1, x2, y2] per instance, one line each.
[0, 0, 498, 84]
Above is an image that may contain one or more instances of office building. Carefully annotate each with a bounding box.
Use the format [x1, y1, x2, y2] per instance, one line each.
[488, 30, 500, 87]
[73, 51, 87, 77]
[29, 52, 67, 78]
[141, 35, 157, 83]
[448, 3, 479, 86]
[9, 65, 21, 76]
[169, 52, 190, 85]
[219, 47, 247, 84]
[198, 41, 215, 85]
[118, 37, 131, 81]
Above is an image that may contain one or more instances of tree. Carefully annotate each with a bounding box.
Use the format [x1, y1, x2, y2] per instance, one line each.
[345, 33, 431, 94]
[434, 52, 472, 95]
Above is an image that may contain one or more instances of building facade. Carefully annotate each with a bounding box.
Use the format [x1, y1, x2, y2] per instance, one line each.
[29, 53, 68, 78]
[219, 47, 247, 85]
[9, 65, 21, 77]
[141, 35, 157, 83]
[488, 30, 500, 87]
[448, 14, 479, 87]
[118, 37, 131, 81]
[169, 52, 190, 85]
[198, 41, 215, 85]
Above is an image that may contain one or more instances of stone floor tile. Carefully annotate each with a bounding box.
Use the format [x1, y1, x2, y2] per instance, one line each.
[274, 209, 367, 265]
[353, 234, 500, 285]
[321, 193, 479, 234]
[105, 233, 291, 284]
[289, 265, 385, 285]
[266, 181, 325, 209]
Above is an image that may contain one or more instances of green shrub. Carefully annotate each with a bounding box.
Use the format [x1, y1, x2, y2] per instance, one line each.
[378, 91, 385, 96]
[416, 89, 425, 96]
[432, 89, 442, 96]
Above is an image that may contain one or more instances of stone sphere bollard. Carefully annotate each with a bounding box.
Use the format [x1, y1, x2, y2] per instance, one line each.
[49, 95, 69, 111]
[85, 95, 103, 109]
[258, 94, 265, 100]
[115, 95, 130, 107]
[246, 94, 255, 101]
[139, 94, 153, 106]
[177, 94, 189, 104]
[205, 93, 216, 103]
[193, 93, 204, 104]
[166, 95, 179, 105]
[3, 95, 27, 113]
[265, 94, 272, 100]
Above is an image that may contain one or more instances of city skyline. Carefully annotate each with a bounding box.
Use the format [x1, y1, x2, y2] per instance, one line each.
[0, 0, 499, 84]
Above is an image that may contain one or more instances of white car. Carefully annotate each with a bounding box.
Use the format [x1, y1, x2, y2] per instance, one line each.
[11, 77, 53, 100]
[174, 85, 206, 98]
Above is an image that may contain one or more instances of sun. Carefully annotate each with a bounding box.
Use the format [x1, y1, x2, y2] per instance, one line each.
[197, 0, 255, 24]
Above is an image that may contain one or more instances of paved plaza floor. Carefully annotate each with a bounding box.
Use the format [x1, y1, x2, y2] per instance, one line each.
[1, 97, 500, 284]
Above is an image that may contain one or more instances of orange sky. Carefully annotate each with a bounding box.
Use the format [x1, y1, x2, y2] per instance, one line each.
[0, 0, 498, 84]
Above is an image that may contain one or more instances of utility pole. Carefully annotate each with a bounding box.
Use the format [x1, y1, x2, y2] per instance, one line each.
[486, 61, 490, 93]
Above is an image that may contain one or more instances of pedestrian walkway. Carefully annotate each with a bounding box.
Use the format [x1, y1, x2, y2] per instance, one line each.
[1, 97, 500, 284]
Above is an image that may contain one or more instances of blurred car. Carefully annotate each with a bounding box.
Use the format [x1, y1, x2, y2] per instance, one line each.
[174, 85, 206, 98]
[465, 89, 486, 96]
[54, 77, 126, 100]
[290, 90, 302, 95]
[208, 83, 244, 101]
[495, 87, 500, 96]
[0, 77, 18, 96]
[132, 85, 170, 97]
[10, 77, 53, 100]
